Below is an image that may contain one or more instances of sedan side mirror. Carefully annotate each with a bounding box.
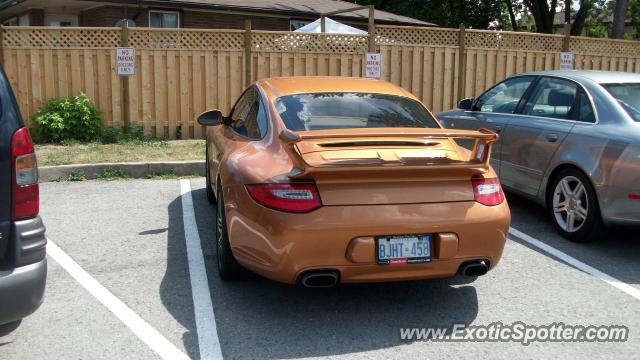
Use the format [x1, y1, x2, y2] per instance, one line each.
[458, 98, 474, 110]
[197, 109, 224, 126]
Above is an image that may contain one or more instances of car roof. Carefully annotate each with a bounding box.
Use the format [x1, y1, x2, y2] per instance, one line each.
[517, 70, 640, 84]
[257, 76, 415, 99]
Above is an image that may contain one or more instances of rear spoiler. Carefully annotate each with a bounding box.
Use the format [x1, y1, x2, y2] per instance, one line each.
[279, 128, 498, 179]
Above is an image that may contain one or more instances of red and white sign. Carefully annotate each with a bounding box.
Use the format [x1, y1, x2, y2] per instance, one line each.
[365, 52, 382, 79]
[560, 52, 574, 70]
[116, 47, 136, 76]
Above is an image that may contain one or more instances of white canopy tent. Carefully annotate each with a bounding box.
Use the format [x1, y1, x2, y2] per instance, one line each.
[294, 17, 367, 35]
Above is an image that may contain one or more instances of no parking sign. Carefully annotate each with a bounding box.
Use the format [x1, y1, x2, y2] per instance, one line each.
[116, 47, 136, 76]
[365, 53, 382, 79]
[560, 52, 574, 70]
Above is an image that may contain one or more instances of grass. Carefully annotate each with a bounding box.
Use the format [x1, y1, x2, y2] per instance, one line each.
[67, 170, 86, 182]
[146, 170, 177, 179]
[35, 140, 205, 166]
[97, 168, 132, 181]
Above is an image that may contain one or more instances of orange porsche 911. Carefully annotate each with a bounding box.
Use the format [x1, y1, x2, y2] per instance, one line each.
[199, 76, 510, 287]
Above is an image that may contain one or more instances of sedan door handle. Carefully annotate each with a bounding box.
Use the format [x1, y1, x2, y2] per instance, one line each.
[493, 125, 502, 133]
[546, 133, 558, 143]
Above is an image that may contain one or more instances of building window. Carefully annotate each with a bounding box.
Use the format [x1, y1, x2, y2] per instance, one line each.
[50, 21, 73, 27]
[45, 14, 78, 27]
[149, 10, 180, 28]
[3, 17, 18, 26]
[19, 14, 30, 26]
[290, 20, 310, 31]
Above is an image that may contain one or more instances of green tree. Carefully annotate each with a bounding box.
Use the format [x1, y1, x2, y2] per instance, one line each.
[351, 0, 504, 29]
[629, 0, 640, 39]
[521, 0, 594, 34]
[612, 0, 629, 38]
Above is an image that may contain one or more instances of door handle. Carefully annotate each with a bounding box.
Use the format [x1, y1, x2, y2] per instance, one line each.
[546, 133, 558, 143]
[493, 125, 502, 133]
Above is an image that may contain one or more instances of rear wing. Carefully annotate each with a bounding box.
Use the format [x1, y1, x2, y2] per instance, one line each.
[279, 128, 498, 179]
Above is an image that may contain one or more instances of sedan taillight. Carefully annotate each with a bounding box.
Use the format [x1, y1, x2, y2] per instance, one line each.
[471, 177, 504, 206]
[11, 127, 39, 220]
[246, 183, 322, 213]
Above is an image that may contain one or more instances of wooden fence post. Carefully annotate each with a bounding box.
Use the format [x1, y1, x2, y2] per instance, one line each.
[457, 23, 466, 102]
[244, 19, 252, 87]
[120, 20, 131, 132]
[562, 23, 571, 52]
[368, 5, 375, 53]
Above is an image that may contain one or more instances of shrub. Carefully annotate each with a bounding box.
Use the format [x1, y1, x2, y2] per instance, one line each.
[32, 93, 103, 143]
[100, 127, 123, 144]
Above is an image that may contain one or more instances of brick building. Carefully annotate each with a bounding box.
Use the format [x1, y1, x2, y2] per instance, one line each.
[0, 0, 432, 30]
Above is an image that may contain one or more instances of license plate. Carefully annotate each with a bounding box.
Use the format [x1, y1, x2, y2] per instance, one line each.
[376, 234, 431, 265]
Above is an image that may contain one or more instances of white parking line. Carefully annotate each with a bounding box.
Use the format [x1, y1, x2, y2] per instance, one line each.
[180, 179, 224, 360]
[509, 227, 640, 301]
[46, 240, 190, 360]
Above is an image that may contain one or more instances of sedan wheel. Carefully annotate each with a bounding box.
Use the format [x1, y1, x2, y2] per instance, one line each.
[552, 176, 588, 233]
[548, 169, 604, 242]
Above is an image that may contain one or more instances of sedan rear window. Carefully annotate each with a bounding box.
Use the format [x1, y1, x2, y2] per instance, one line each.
[603, 83, 640, 122]
[275, 93, 439, 131]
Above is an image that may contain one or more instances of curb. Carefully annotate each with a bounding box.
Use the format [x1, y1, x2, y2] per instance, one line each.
[39, 160, 205, 182]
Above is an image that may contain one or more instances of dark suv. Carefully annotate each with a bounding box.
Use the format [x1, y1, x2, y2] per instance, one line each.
[0, 66, 46, 326]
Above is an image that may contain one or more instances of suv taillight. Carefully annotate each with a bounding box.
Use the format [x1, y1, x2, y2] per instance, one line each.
[11, 127, 39, 220]
[246, 183, 322, 213]
[471, 177, 504, 206]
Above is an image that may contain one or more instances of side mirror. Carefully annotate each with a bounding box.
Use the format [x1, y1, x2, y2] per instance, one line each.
[458, 98, 474, 110]
[197, 110, 224, 126]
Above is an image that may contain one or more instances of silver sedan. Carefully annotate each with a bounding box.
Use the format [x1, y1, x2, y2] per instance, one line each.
[438, 70, 640, 242]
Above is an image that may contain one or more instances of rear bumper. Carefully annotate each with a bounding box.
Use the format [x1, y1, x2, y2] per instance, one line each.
[226, 187, 510, 284]
[0, 258, 47, 325]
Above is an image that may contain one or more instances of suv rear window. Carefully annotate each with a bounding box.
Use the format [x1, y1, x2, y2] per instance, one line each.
[275, 92, 439, 131]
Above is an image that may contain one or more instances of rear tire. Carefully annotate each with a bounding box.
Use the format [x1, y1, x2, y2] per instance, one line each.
[547, 168, 605, 242]
[205, 145, 216, 204]
[215, 182, 245, 280]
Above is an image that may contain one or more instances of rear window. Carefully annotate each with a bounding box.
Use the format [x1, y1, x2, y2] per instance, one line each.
[274, 92, 439, 131]
[602, 83, 640, 122]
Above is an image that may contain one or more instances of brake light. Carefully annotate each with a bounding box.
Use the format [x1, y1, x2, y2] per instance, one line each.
[11, 127, 39, 220]
[471, 177, 504, 206]
[246, 183, 322, 213]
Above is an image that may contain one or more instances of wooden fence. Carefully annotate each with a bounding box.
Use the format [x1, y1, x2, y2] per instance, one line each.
[2, 24, 640, 139]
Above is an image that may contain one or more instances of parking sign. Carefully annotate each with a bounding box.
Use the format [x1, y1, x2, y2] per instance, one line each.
[116, 47, 136, 76]
[365, 53, 382, 79]
[560, 52, 574, 70]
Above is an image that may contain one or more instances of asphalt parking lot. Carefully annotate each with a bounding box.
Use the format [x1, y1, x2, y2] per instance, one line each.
[1, 178, 638, 359]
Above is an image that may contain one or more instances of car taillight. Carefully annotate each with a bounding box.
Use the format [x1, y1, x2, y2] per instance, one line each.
[11, 127, 39, 220]
[471, 177, 504, 206]
[246, 183, 322, 213]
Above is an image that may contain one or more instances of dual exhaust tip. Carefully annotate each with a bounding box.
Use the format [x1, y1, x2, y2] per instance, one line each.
[299, 260, 488, 288]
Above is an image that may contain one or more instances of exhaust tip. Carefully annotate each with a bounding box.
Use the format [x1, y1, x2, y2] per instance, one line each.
[299, 270, 339, 288]
[461, 260, 489, 277]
